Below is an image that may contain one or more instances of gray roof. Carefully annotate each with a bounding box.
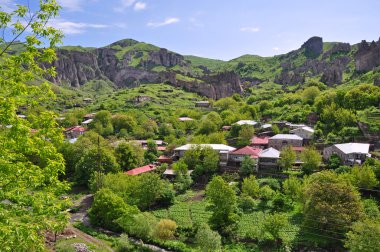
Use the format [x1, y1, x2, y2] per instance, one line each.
[335, 143, 370, 154]
[259, 147, 280, 158]
[269, 134, 303, 140]
[290, 126, 314, 133]
[174, 144, 236, 152]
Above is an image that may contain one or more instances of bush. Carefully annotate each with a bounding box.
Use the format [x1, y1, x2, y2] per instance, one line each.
[88, 188, 139, 232]
[194, 223, 222, 252]
[153, 219, 178, 240]
[238, 194, 258, 213]
[118, 212, 158, 239]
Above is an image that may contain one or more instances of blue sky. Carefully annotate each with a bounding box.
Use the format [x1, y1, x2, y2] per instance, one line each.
[3, 0, 380, 60]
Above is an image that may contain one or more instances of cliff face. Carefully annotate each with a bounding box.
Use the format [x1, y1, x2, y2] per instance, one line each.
[275, 38, 353, 86]
[46, 41, 243, 99]
[355, 38, 380, 72]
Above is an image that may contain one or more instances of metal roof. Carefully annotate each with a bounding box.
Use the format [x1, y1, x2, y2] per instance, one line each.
[174, 144, 236, 152]
[269, 134, 303, 140]
[335, 143, 370, 154]
[259, 147, 281, 158]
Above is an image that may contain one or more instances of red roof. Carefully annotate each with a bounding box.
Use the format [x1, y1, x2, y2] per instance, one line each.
[230, 146, 262, 158]
[251, 136, 269, 145]
[126, 164, 156, 176]
[65, 126, 86, 132]
[157, 146, 166, 151]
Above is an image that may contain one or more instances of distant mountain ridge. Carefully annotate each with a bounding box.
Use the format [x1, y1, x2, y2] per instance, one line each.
[43, 36, 380, 99]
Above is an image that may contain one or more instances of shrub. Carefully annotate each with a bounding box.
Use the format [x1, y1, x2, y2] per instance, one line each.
[153, 219, 178, 240]
[194, 223, 222, 252]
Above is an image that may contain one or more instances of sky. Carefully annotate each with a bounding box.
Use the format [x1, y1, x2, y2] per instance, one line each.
[2, 0, 380, 60]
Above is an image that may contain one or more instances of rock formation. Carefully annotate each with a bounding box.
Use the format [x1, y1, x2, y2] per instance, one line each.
[355, 38, 380, 72]
[301, 36, 323, 58]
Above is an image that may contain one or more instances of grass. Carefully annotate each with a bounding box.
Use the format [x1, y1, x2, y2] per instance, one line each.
[55, 236, 109, 252]
[184, 55, 226, 71]
[60, 46, 96, 52]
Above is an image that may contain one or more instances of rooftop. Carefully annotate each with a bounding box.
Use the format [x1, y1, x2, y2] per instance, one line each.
[234, 120, 258, 126]
[259, 147, 281, 159]
[290, 126, 315, 133]
[126, 164, 156, 176]
[335, 143, 370, 154]
[230, 146, 262, 158]
[269, 134, 303, 140]
[65, 126, 86, 132]
[175, 144, 236, 152]
[251, 136, 269, 145]
[179, 117, 194, 121]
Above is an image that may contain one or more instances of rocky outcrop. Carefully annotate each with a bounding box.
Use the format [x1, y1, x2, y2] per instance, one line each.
[47, 49, 102, 87]
[355, 38, 380, 72]
[45, 41, 242, 99]
[301, 36, 323, 58]
[275, 37, 352, 86]
[163, 71, 243, 100]
[322, 43, 351, 60]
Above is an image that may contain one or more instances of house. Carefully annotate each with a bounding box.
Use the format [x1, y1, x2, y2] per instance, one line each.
[228, 146, 262, 167]
[290, 126, 314, 140]
[83, 98, 93, 104]
[291, 146, 306, 166]
[135, 140, 167, 149]
[83, 113, 96, 120]
[174, 144, 236, 166]
[81, 118, 93, 126]
[323, 143, 371, 165]
[268, 134, 303, 150]
[285, 122, 307, 129]
[258, 147, 281, 170]
[234, 120, 259, 127]
[157, 155, 173, 164]
[64, 126, 86, 139]
[272, 121, 288, 130]
[126, 164, 156, 176]
[163, 169, 193, 179]
[261, 124, 272, 130]
[195, 101, 211, 108]
[250, 136, 269, 149]
[179, 117, 194, 122]
[222, 125, 232, 131]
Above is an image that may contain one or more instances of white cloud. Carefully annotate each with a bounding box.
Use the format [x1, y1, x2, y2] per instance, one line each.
[114, 0, 136, 12]
[134, 2, 146, 11]
[57, 0, 84, 12]
[147, 17, 180, 28]
[50, 18, 108, 34]
[273, 47, 279, 51]
[240, 27, 260, 33]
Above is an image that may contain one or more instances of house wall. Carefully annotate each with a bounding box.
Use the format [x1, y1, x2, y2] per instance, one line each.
[268, 139, 302, 150]
[293, 129, 313, 139]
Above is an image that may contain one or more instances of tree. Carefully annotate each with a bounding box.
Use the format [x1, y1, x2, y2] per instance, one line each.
[0, 1, 70, 250]
[117, 212, 157, 239]
[88, 188, 139, 232]
[302, 86, 320, 105]
[350, 165, 379, 189]
[183, 145, 219, 177]
[300, 147, 322, 174]
[112, 114, 137, 134]
[282, 176, 303, 202]
[144, 139, 158, 163]
[115, 142, 144, 170]
[260, 213, 294, 248]
[240, 156, 256, 177]
[153, 219, 178, 240]
[75, 147, 120, 186]
[345, 219, 380, 252]
[173, 160, 192, 192]
[279, 146, 296, 170]
[327, 154, 341, 170]
[237, 125, 255, 146]
[303, 171, 364, 234]
[241, 175, 260, 199]
[206, 176, 239, 238]
[91, 110, 114, 136]
[194, 223, 222, 252]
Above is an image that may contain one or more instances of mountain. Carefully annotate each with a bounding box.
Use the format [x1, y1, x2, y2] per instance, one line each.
[44, 36, 380, 99]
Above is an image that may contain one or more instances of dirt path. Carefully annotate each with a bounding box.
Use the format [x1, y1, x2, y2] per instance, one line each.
[68, 224, 114, 252]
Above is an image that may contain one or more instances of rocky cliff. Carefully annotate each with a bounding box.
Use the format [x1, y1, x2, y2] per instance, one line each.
[45, 40, 242, 99]
[46, 36, 379, 98]
[355, 38, 380, 72]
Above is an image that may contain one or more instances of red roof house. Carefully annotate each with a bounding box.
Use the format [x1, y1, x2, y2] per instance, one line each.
[229, 146, 262, 166]
[64, 126, 86, 139]
[126, 164, 156, 176]
[250, 136, 269, 149]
